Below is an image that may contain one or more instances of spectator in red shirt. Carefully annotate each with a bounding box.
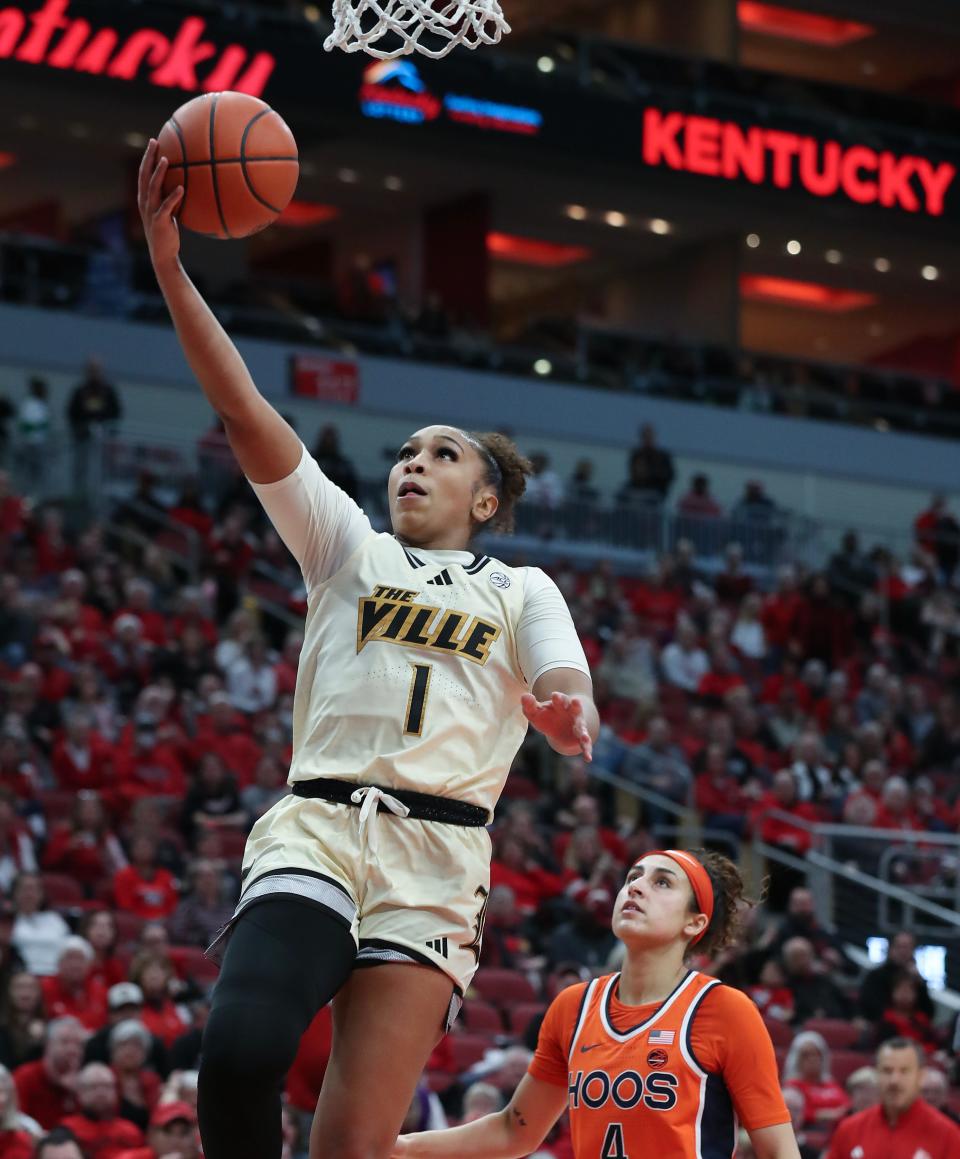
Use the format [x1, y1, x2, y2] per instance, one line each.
[60, 1061, 145, 1158]
[489, 834, 564, 916]
[128, 959, 186, 1050]
[166, 586, 217, 648]
[694, 742, 751, 845]
[50, 712, 116, 795]
[696, 645, 746, 704]
[878, 973, 942, 1056]
[745, 958, 795, 1025]
[40, 937, 108, 1032]
[755, 770, 818, 857]
[715, 542, 753, 606]
[191, 693, 262, 788]
[875, 776, 919, 834]
[677, 472, 722, 518]
[101, 617, 154, 710]
[0, 1061, 36, 1159]
[112, 581, 167, 650]
[825, 1038, 960, 1159]
[783, 1029, 851, 1128]
[43, 793, 127, 895]
[762, 565, 806, 653]
[168, 484, 214, 541]
[114, 1098, 200, 1159]
[113, 837, 179, 922]
[107, 1021, 161, 1134]
[114, 724, 186, 812]
[13, 1015, 86, 1128]
[76, 913, 127, 995]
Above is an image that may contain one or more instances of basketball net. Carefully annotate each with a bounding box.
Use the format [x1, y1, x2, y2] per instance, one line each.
[324, 0, 511, 60]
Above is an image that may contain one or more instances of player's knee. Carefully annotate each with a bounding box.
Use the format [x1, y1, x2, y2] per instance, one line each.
[200, 1000, 301, 1087]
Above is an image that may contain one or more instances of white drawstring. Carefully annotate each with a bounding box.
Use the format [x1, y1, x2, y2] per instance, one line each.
[350, 786, 411, 852]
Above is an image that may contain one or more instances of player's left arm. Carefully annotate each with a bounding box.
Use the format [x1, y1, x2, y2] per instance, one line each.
[524, 669, 599, 761]
[515, 569, 598, 760]
[747, 1123, 802, 1159]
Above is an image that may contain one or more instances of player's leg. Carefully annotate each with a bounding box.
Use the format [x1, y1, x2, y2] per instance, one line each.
[198, 898, 356, 1159]
[308, 963, 453, 1159]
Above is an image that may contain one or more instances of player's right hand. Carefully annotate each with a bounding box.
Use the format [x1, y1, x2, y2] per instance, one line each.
[138, 138, 184, 269]
[390, 1136, 413, 1157]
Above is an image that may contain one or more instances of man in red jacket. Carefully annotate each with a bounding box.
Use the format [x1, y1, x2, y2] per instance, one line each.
[59, 1062, 145, 1157]
[14, 1015, 86, 1128]
[41, 936, 108, 1031]
[826, 1038, 960, 1159]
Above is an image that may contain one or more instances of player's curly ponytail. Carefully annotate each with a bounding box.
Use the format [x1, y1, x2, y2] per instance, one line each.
[687, 849, 761, 957]
[467, 431, 533, 536]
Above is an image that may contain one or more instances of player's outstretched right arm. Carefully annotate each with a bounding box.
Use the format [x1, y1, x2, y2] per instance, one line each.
[393, 1074, 566, 1159]
[138, 138, 300, 485]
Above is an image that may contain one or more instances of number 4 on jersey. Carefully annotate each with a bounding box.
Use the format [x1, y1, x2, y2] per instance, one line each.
[601, 1124, 627, 1159]
[404, 663, 433, 736]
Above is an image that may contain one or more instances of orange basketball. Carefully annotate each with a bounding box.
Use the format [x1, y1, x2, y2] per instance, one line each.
[157, 91, 299, 240]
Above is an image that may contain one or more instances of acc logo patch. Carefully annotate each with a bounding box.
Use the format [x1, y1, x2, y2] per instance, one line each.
[646, 1049, 668, 1069]
[490, 572, 511, 589]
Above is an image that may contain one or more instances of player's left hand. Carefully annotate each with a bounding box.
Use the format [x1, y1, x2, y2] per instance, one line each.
[521, 691, 593, 761]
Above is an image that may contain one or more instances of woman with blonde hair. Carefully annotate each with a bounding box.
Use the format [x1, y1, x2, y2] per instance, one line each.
[0, 1062, 42, 1156]
[782, 1030, 851, 1127]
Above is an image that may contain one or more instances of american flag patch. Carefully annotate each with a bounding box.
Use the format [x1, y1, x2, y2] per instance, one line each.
[648, 1030, 675, 1045]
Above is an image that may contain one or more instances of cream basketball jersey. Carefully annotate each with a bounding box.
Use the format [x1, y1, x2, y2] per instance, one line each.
[251, 446, 588, 815]
[288, 531, 531, 812]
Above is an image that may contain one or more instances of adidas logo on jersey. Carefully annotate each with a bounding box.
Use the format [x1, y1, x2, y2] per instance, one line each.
[426, 937, 449, 958]
[426, 569, 453, 587]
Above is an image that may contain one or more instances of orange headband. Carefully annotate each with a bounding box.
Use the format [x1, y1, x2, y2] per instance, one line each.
[638, 849, 714, 944]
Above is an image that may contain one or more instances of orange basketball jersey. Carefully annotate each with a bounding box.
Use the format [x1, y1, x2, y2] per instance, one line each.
[530, 970, 789, 1159]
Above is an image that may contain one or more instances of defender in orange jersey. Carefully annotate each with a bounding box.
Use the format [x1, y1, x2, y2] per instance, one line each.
[394, 849, 800, 1159]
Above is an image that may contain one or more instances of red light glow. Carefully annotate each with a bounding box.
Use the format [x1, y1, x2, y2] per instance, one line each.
[0, 153, 16, 169]
[738, 2, 875, 47]
[487, 232, 591, 267]
[740, 274, 877, 312]
[277, 201, 340, 227]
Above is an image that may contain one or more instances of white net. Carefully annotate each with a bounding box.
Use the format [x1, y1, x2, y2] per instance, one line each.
[325, 0, 511, 60]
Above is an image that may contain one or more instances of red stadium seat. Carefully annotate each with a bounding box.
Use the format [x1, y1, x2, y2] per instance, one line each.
[762, 1018, 795, 1049]
[448, 1032, 494, 1071]
[42, 873, 86, 907]
[470, 969, 538, 1006]
[804, 1019, 864, 1051]
[462, 999, 503, 1033]
[830, 1050, 874, 1087]
[508, 1002, 546, 1036]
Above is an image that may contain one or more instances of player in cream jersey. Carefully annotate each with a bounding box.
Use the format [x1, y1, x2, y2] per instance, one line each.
[258, 447, 582, 810]
[140, 131, 595, 1159]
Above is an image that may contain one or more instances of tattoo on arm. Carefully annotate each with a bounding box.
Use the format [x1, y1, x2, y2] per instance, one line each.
[512, 1108, 528, 1128]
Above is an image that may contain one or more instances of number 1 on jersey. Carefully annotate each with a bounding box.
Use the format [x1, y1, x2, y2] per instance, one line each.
[404, 663, 433, 736]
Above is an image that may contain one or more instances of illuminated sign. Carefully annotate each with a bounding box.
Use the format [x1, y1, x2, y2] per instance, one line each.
[642, 108, 957, 218]
[0, 0, 275, 96]
[360, 60, 542, 136]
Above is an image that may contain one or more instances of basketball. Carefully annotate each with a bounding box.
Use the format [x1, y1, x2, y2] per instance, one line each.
[156, 92, 299, 240]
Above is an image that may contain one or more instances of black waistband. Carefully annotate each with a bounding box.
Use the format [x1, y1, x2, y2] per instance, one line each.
[292, 778, 489, 827]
